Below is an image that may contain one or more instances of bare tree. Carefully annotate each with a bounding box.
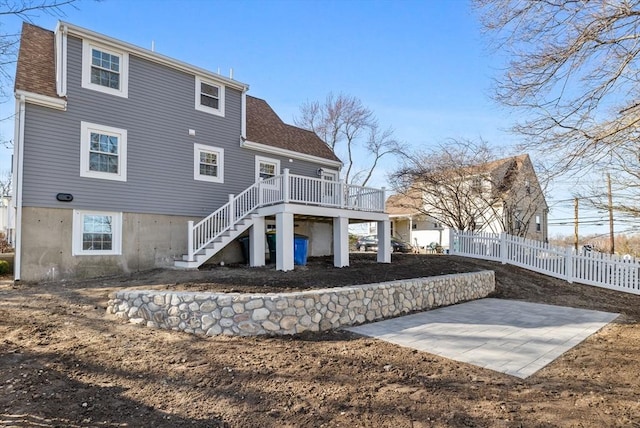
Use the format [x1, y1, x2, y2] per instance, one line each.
[390, 139, 548, 238]
[294, 93, 402, 187]
[578, 151, 640, 227]
[0, 169, 11, 199]
[475, 0, 640, 181]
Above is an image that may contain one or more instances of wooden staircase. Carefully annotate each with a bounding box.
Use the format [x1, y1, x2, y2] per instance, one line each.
[174, 217, 254, 269]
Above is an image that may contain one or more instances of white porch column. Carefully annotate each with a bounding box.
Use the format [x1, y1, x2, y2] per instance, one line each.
[376, 219, 391, 263]
[333, 216, 349, 268]
[249, 215, 266, 267]
[276, 211, 294, 271]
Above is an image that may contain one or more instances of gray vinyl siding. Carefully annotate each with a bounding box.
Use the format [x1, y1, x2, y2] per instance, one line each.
[21, 35, 332, 217]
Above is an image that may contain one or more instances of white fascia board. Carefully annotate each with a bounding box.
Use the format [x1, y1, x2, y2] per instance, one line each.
[15, 90, 67, 111]
[389, 214, 416, 219]
[242, 139, 342, 169]
[60, 21, 249, 93]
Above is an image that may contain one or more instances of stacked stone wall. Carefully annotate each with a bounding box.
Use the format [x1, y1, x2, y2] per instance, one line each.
[107, 271, 495, 336]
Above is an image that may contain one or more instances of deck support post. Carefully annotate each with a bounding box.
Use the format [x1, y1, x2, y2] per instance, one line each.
[276, 211, 294, 271]
[333, 216, 350, 268]
[377, 219, 391, 263]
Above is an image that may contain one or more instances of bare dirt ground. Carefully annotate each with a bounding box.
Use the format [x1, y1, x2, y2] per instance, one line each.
[1, 253, 639, 427]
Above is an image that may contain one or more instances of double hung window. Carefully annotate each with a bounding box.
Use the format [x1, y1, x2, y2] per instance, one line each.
[255, 156, 280, 181]
[194, 143, 224, 183]
[195, 77, 225, 116]
[72, 210, 122, 255]
[80, 122, 127, 182]
[82, 40, 129, 97]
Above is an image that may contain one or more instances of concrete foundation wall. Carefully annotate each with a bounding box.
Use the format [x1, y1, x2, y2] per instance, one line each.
[20, 207, 243, 282]
[107, 270, 495, 336]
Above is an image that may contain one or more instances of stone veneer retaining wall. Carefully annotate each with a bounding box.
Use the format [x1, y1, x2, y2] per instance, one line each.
[107, 271, 495, 336]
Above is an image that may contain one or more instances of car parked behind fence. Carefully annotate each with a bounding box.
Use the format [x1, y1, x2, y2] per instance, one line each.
[355, 235, 413, 253]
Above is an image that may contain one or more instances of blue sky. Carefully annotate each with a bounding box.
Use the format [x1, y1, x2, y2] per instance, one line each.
[0, 0, 610, 238]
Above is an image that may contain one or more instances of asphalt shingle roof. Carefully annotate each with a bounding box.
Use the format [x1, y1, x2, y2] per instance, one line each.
[15, 22, 58, 98]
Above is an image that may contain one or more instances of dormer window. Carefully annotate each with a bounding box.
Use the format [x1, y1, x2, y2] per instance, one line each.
[91, 48, 120, 89]
[195, 76, 225, 117]
[81, 40, 129, 98]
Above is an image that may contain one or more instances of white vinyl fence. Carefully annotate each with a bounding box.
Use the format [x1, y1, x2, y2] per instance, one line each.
[450, 230, 640, 295]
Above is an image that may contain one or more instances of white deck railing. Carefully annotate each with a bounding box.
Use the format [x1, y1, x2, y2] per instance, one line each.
[450, 230, 640, 295]
[187, 169, 385, 260]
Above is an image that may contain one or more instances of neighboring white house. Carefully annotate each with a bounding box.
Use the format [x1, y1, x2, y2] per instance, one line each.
[0, 196, 14, 247]
[387, 154, 549, 251]
[386, 195, 449, 250]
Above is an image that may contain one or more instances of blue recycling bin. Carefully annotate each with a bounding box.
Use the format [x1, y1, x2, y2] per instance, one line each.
[293, 234, 309, 266]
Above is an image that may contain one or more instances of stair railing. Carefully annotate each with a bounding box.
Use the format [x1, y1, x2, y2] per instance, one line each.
[186, 170, 385, 261]
[187, 175, 283, 261]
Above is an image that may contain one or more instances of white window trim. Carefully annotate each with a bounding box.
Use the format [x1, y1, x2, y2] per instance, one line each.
[72, 210, 123, 256]
[80, 121, 128, 182]
[255, 155, 280, 182]
[321, 169, 339, 181]
[81, 39, 129, 98]
[194, 143, 224, 183]
[195, 76, 225, 117]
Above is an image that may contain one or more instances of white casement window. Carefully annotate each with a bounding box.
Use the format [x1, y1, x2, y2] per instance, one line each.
[194, 143, 224, 183]
[72, 210, 122, 256]
[255, 156, 280, 182]
[195, 76, 225, 117]
[81, 40, 129, 98]
[80, 122, 127, 182]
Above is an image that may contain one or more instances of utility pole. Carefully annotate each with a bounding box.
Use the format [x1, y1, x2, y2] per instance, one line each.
[574, 197, 579, 252]
[607, 173, 614, 254]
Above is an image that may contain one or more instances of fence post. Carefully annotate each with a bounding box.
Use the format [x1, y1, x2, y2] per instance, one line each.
[283, 168, 290, 203]
[500, 232, 507, 265]
[380, 187, 386, 212]
[565, 246, 574, 283]
[187, 221, 194, 262]
[340, 180, 346, 208]
[449, 229, 455, 254]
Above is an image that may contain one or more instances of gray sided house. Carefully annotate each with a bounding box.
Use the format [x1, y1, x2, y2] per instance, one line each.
[13, 22, 390, 282]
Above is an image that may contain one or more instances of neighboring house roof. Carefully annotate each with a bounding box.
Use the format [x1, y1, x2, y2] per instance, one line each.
[385, 192, 422, 216]
[15, 22, 339, 163]
[387, 154, 546, 215]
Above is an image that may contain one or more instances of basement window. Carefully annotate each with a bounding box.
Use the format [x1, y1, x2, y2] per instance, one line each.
[72, 210, 122, 255]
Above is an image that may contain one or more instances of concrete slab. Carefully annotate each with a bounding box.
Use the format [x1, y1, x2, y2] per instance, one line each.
[345, 298, 619, 378]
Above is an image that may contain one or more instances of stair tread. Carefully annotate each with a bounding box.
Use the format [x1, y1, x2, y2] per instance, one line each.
[176, 216, 254, 269]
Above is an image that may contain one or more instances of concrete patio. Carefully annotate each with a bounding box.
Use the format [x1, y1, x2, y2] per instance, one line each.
[345, 298, 619, 378]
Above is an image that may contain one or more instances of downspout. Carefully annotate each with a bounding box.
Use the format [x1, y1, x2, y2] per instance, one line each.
[13, 95, 26, 282]
[240, 88, 247, 141]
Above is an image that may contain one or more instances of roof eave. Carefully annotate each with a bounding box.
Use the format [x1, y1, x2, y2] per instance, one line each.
[242, 139, 343, 169]
[15, 90, 67, 110]
[59, 21, 249, 93]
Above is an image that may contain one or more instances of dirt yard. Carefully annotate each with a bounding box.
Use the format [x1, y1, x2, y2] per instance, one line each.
[1, 253, 639, 427]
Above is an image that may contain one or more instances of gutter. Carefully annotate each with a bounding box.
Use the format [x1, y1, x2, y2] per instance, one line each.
[241, 139, 343, 169]
[12, 95, 26, 282]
